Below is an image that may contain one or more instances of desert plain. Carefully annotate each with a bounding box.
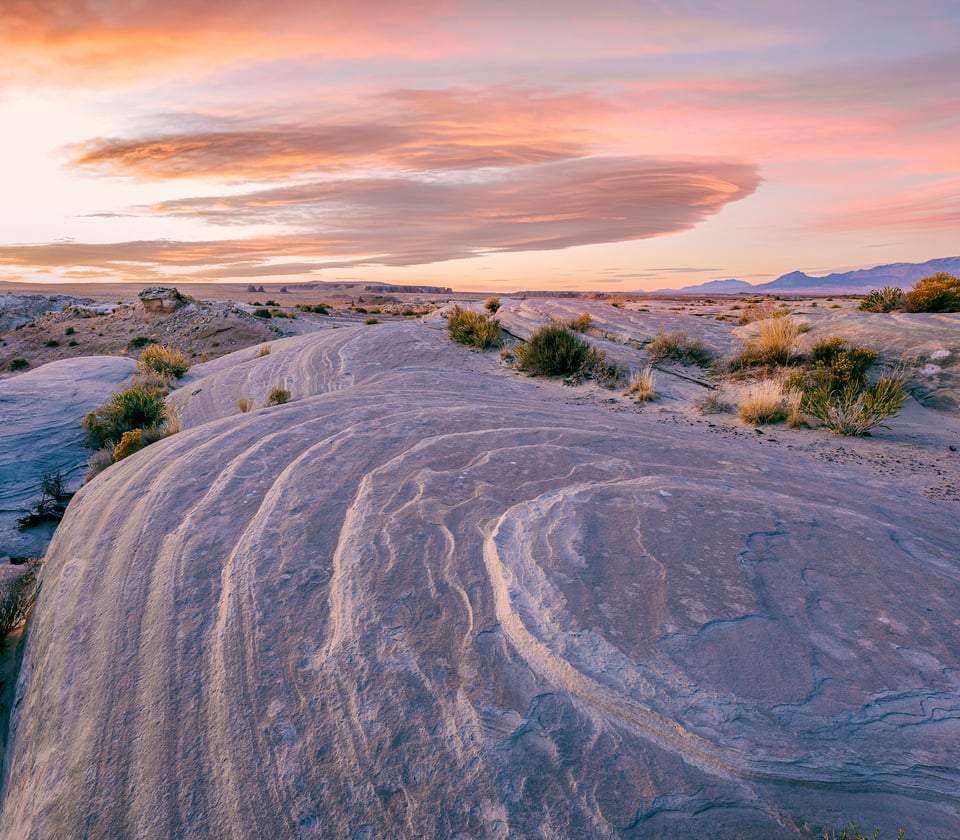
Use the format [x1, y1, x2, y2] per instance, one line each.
[0, 283, 957, 838]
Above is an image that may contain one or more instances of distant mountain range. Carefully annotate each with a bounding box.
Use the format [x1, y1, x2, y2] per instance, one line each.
[657, 256, 960, 295]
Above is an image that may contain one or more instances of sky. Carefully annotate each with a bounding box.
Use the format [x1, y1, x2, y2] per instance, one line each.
[0, 1, 958, 292]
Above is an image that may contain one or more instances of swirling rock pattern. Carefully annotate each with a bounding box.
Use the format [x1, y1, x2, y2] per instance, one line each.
[1, 324, 958, 838]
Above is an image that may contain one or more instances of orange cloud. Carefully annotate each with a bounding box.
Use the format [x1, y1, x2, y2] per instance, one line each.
[0, 0, 449, 85]
[67, 86, 609, 181]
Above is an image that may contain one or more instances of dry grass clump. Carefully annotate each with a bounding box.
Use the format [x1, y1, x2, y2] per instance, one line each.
[736, 299, 790, 323]
[484, 297, 501, 313]
[138, 344, 190, 379]
[904, 271, 960, 312]
[447, 306, 503, 350]
[859, 286, 904, 312]
[238, 396, 252, 413]
[364, 316, 380, 325]
[267, 387, 291, 406]
[0, 560, 42, 637]
[692, 391, 733, 414]
[569, 312, 593, 332]
[732, 316, 801, 368]
[625, 367, 657, 401]
[256, 344, 272, 357]
[738, 379, 789, 425]
[645, 329, 713, 366]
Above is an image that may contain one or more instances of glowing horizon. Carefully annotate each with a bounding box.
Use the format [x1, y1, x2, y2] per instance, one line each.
[1, 1, 958, 292]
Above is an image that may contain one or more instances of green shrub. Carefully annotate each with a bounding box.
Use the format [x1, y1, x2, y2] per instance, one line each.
[82, 386, 167, 449]
[8, 358, 29, 371]
[514, 323, 604, 377]
[803, 370, 908, 435]
[64, 326, 75, 336]
[645, 329, 712, 366]
[446, 306, 503, 350]
[296, 303, 330, 314]
[45, 339, 60, 348]
[138, 344, 190, 379]
[365, 316, 380, 325]
[859, 286, 904, 312]
[904, 271, 960, 312]
[484, 297, 501, 313]
[267, 387, 291, 406]
[810, 337, 877, 391]
[253, 308, 273, 318]
[127, 336, 156, 350]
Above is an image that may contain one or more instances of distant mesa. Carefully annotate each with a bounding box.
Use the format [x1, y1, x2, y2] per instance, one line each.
[663, 256, 960, 295]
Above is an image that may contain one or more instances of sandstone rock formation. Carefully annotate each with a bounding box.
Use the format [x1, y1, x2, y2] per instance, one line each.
[1, 322, 958, 838]
[138, 286, 187, 314]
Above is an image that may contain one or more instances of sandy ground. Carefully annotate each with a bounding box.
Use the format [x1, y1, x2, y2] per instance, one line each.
[0, 288, 958, 838]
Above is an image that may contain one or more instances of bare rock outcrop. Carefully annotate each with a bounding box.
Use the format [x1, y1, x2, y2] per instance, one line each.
[1, 324, 958, 838]
[0, 356, 136, 558]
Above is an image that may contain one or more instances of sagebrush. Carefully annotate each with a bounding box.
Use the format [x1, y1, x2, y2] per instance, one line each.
[446, 306, 503, 350]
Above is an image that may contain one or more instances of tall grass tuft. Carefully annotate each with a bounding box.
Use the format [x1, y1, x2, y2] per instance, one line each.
[138, 344, 190, 379]
[738, 379, 787, 424]
[625, 367, 657, 401]
[446, 306, 503, 350]
[859, 287, 904, 312]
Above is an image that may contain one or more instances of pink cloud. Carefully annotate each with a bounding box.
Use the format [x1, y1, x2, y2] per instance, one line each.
[0, 156, 759, 279]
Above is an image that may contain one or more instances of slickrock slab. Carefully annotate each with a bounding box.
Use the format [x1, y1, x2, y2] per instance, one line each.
[0, 356, 136, 557]
[1, 325, 957, 838]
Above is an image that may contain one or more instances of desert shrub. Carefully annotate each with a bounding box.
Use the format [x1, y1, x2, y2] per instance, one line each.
[127, 336, 156, 351]
[514, 323, 596, 376]
[803, 370, 908, 435]
[45, 339, 60, 348]
[645, 329, 713, 366]
[904, 271, 960, 312]
[64, 326, 75, 335]
[296, 303, 330, 314]
[569, 312, 592, 332]
[733, 317, 801, 368]
[267, 387, 291, 406]
[8, 358, 29, 371]
[810, 337, 877, 390]
[253, 308, 273, 318]
[446, 306, 503, 350]
[738, 379, 787, 424]
[138, 344, 189, 379]
[17, 471, 73, 529]
[365, 316, 380, 325]
[0, 560, 42, 637]
[82, 386, 167, 449]
[625, 367, 656, 401]
[112, 429, 145, 461]
[484, 297, 501, 313]
[825, 821, 903, 840]
[238, 396, 252, 413]
[859, 287, 904, 312]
